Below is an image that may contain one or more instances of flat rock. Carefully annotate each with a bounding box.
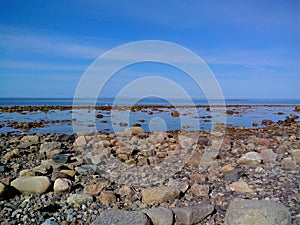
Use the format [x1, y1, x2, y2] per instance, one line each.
[173, 203, 214, 225]
[11, 176, 51, 194]
[229, 180, 253, 193]
[145, 207, 174, 225]
[281, 157, 297, 170]
[52, 153, 70, 163]
[141, 186, 180, 205]
[67, 194, 94, 205]
[84, 181, 108, 196]
[21, 135, 39, 142]
[91, 210, 151, 225]
[53, 178, 72, 194]
[237, 151, 262, 165]
[259, 149, 277, 163]
[40, 142, 61, 153]
[224, 199, 291, 225]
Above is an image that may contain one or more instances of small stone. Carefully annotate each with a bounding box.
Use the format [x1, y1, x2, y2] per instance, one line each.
[224, 199, 291, 225]
[190, 184, 210, 197]
[54, 178, 72, 194]
[141, 186, 180, 205]
[229, 180, 253, 193]
[281, 157, 297, 170]
[173, 203, 214, 225]
[0, 165, 7, 173]
[119, 122, 128, 127]
[237, 151, 262, 165]
[67, 194, 94, 205]
[99, 191, 117, 204]
[145, 207, 174, 225]
[84, 181, 108, 196]
[52, 154, 70, 163]
[11, 176, 51, 194]
[124, 127, 144, 134]
[259, 149, 278, 163]
[171, 111, 180, 117]
[74, 136, 87, 147]
[220, 164, 235, 173]
[91, 210, 151, 225]
[246, 143, 255, 151]
[0, 182, 5, 197]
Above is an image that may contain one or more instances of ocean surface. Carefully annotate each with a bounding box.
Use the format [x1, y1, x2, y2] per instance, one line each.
[0, 98, 299, 134]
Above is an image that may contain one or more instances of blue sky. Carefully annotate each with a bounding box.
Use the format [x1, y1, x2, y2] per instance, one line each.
[0, 0, 299, 99]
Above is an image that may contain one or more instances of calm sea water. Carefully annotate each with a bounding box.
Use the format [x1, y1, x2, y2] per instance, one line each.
[0, 97, 299, 106]
[0, 98, 299, 134]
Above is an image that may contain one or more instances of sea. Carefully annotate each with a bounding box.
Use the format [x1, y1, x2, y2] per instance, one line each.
[0, 98, 299, 134]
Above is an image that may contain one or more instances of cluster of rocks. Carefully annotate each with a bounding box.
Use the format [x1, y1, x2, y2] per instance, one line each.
[0, 119, 299, 224]
[5, 119, 76, 131]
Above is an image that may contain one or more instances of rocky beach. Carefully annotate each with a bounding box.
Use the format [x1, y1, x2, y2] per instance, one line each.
[0, 106, 299, 225]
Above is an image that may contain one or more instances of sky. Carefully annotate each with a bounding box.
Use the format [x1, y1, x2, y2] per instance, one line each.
[0, 0, 299, 99]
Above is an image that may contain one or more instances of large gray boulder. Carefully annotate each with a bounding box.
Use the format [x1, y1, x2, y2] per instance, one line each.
[91, 210, 151, 225]
[224, 199, 291, 225]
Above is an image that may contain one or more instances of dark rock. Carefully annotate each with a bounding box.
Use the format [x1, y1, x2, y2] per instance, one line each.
[52, 154, 70, 163]
[91, 210, 151, 225]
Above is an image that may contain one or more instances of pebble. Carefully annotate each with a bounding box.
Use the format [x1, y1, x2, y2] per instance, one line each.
[53, 178, 72, 194]
[11, 176, 51, 194]
[224, 199, 291, 225]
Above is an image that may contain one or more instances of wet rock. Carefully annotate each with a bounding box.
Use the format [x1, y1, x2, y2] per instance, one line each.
[67, 194, 94, 205]
[173, 203, 214, 225]
[145, 207, 174, 225]
[91, 210, 151, 225]
[294, 106, 300, 112]
[281, 157, 297, 170]
[237, 151, 262, 165]
[11, 176, 51, 194]
[53, 178, 72, 194]
[84, 181, 108, 196]
[171, 111, 180, 117]
[141, 186, 180, 205]
[119, 122, 128, 127]
[124, 127, 144, 134]
[99, 191, 117, 204]
[229, 180, 253, 193]
[224, 199, 291, 225]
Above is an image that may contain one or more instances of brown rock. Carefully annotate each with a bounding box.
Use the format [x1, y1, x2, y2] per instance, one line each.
[229, 181, 253, 193]
[281, 157, 297, 170]
[84, 182, 108, 196]
[141, 186, 180, 205]
[171, 111, 180, 117]
[190, 184, 210, 198]
[99, 191, 117, 204]
[51, 172, 68, 181]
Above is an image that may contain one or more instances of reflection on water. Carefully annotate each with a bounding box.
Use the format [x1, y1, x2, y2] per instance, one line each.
[0, 105, 299, 134]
